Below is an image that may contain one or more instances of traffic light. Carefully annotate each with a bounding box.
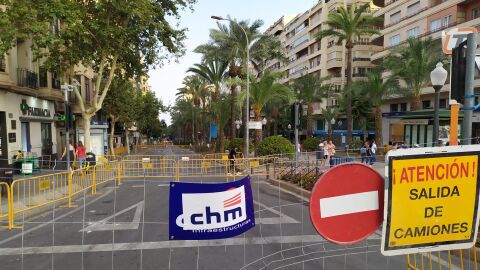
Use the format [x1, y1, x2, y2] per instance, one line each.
[451, 40, 467, 104]
[61, 104, 75, 131]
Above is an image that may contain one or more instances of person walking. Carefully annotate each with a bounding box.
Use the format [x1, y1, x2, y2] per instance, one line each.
[369, 140, 377, 165]
[360, 142, 368, 164]
[60, 141, 76, 171]
[227, 147, 237, 176]
[76, 141, 87, 168]
[328, 140, 336, 167]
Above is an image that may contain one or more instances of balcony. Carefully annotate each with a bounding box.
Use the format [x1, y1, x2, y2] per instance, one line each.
[353, 57, 371, 62]
[353, 73, 368, 77]
[17, 68, 38, 89]
[326, 58, 343, 70]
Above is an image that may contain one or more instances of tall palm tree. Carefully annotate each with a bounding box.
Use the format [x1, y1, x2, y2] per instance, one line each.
[339, 86, 372, 139]
[210, 94, 232, 152]
[385, 37, 444, 111]
[196, 16, 286, 146]
[240, 71, 293, 153]
[354, 67, 399, 145]
[292, 74, 330, 137]
[187, 58, 229, 100]
[321, 107, 338, 140]
[316, 3, 381, 144]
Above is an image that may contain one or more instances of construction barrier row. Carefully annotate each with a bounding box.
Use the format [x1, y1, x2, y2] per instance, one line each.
[0, 161, 119, 230]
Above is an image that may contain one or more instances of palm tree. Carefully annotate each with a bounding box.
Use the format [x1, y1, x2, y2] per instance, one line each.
[240, 71, 293, 153]
[385, 37, 444, 111]
[292, 74, 330, 137]
[210, 94, 232, 152]
[316, 3, 381, 144]
[339, 86, 372, 139]
[187, 58, 229, 100]
[196, 16, 286, 146]
[321, 107, 338, 140]
[354, 67, 399, 145]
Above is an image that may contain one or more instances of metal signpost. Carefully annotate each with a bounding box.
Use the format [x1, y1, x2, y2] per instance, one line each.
[382, 145, 480, 255]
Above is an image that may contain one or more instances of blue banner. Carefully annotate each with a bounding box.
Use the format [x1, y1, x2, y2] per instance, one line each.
[210, 123, 218, 139]
[169, 176, 255, 240]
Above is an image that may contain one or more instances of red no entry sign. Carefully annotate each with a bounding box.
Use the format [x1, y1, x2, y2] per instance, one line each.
[309, 163, 384, 244]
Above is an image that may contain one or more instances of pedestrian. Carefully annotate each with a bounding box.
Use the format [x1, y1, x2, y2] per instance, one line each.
[227, 147, 237, 176]
[328, 140, 336, 167]
[76, 141, 87, 168]
[323, 140, 330, 166]
[360, 142, 368, 164]
[369, 140, 377, 165]
[317, 142, 325, 167]
[60, 141, 76, 171]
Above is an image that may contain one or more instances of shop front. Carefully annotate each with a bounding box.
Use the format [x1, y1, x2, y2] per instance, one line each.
[0, 90, 57, 165]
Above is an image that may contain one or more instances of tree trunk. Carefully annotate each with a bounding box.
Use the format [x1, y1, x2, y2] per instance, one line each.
[125, 127, 130, 155]
[218, 122, 225, 153]
[345, 42, 354, 144]
[192, 109, 195, 144]
[230, 85, 236, 139]
[411, 94, 422, 111]
[109, 118, 116, 156]
[307, 103, 313, 137]
[83, 114, 92, 153]
[273, 120, 278, 136]
[375, 106, 383, 147]
[254, 109, 262, 156]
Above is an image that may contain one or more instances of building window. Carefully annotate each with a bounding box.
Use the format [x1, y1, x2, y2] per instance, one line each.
[443, 15, 451, 28]
[406, 27, 419, 38]
[407, 2, 420, 16]
[390, 11, 401, 23]
[422, 100, 431, 109]
[400, 103, 407, 112]
[389, 34, 401, 46]
[430, 18, 442, 32]
[390, 104, 399, 112]
[440, 98, 447, 109]
[473, 8, 480, 19]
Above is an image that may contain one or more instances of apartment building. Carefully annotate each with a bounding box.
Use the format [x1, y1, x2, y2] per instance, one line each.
[372, 0, 480, 146]
[265, 0, 382, 141]
[0, 39, 102, 168]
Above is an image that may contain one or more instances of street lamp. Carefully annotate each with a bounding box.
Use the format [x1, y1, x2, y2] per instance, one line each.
[430, 62, 448, 145]
[262, 117, 267, 139]
[212, 15, 250, 158]
[235, 119, 242, 137]
[329, 118, 336, 140]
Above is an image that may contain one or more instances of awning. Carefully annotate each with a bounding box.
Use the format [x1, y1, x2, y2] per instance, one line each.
[313, 130, 375, 135]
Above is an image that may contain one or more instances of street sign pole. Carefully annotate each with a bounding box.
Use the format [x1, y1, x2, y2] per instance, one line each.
[63, 84, 70, 174]
[462, 33, 477, 145]
[294, 103, 299, 163]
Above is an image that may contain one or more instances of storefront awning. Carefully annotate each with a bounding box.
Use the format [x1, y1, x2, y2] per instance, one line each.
[313, 130, 375, 135]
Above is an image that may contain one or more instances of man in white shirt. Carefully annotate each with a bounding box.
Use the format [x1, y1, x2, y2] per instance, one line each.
[370, 140, 377, 165]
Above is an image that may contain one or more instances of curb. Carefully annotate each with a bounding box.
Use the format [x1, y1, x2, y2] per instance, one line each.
[266, 178, 311, 201]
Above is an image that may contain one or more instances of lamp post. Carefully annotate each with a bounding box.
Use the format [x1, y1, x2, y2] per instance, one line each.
[329, 118, 336, 140]
[212, 15, 250, 158]
[430, 63, 448, 145]
[261, 117, 267, 138]
[235, 119, 242, 138]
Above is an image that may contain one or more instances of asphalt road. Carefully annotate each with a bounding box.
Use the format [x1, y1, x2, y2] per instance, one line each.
[0, 147, 410, 269]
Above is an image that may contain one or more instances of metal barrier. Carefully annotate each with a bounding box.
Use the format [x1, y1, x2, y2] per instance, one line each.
[406, 248, 478, 270]
[0, 182, 12, 229]
[121, 159, 177, 179]
[9, 160, 119, 227]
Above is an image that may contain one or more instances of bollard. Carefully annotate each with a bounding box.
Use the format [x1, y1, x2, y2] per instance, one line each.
[92, 166, 97, 195]
[117, 162, 122, 186]
[67, 172, 73, 208]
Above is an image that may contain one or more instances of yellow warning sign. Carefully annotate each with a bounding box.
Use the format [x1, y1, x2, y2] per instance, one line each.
[382, 148, 480, 255]
[39, 180, 50, 191]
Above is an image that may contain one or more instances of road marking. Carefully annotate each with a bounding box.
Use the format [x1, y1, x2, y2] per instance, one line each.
[0, 235, 327, 255]
[254, 201, 299, 224]
[320, 191, 378, 218]
[80, 201, 144, 232]
[157, 184, 169, 187]
[0, 187, 115, 245]
[132, 185, 145, 188]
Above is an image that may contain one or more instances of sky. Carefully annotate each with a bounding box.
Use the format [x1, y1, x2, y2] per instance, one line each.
[148, 0, 318, 125]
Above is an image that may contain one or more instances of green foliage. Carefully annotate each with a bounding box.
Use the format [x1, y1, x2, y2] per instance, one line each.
[302, 137, 321, 151]
[136, 91, 164, 137]
[225, 138, 253, 153]
[103, 77, 137, 124]
[350, 140, 363, 150]
[258, 136, 294, 156]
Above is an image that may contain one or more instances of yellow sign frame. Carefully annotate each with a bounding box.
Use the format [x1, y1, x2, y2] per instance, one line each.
[382, 145, 480, 256]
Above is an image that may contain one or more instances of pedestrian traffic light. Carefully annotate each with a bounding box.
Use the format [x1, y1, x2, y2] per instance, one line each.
[451, 40, 467, 104]
[64, 104, 75, 131]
